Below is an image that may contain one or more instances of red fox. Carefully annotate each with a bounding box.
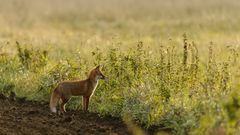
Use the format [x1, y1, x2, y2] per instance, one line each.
[49, 65, 106, 113]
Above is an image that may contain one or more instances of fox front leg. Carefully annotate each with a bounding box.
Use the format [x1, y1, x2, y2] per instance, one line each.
[85, 96, 90, 111]
[82, 96, 86, 111]
[82, 96, 90, 112]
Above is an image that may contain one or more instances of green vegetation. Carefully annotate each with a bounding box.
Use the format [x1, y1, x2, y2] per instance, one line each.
[1, 0, 240, 134]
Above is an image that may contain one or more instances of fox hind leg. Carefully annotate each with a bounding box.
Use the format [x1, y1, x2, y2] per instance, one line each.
[60, 96, 70, 113]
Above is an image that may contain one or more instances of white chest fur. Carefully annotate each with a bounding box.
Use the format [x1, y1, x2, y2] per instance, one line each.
[91, 81, 98, 96]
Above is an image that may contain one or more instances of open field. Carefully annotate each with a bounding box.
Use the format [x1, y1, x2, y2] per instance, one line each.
[1, 0, 240, 134]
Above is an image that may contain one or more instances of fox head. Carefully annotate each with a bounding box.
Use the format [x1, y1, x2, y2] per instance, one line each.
[89, 65, 107, 81]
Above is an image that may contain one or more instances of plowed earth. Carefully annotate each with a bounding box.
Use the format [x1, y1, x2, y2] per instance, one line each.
[0, 94, 132, 135]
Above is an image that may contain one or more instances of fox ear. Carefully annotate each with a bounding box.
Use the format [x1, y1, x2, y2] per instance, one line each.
[96, 65, 100, 69]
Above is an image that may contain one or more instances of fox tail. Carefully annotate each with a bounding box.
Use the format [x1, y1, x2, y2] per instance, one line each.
[49, 87, 61, 113]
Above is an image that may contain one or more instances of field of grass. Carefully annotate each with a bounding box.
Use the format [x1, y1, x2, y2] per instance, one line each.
[1, 0, 240, 134]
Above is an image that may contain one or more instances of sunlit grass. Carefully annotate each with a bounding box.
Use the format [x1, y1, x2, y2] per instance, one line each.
[0, 0, 240, 134]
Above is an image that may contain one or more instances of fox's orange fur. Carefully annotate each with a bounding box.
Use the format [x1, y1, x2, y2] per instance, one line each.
[49, 65, 106, 113]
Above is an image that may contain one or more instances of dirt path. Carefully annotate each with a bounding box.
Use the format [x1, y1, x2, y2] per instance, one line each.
[0, 94, 132, 135]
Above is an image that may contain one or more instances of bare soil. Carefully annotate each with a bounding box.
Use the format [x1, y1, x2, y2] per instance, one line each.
[0, 94, 132, 135]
